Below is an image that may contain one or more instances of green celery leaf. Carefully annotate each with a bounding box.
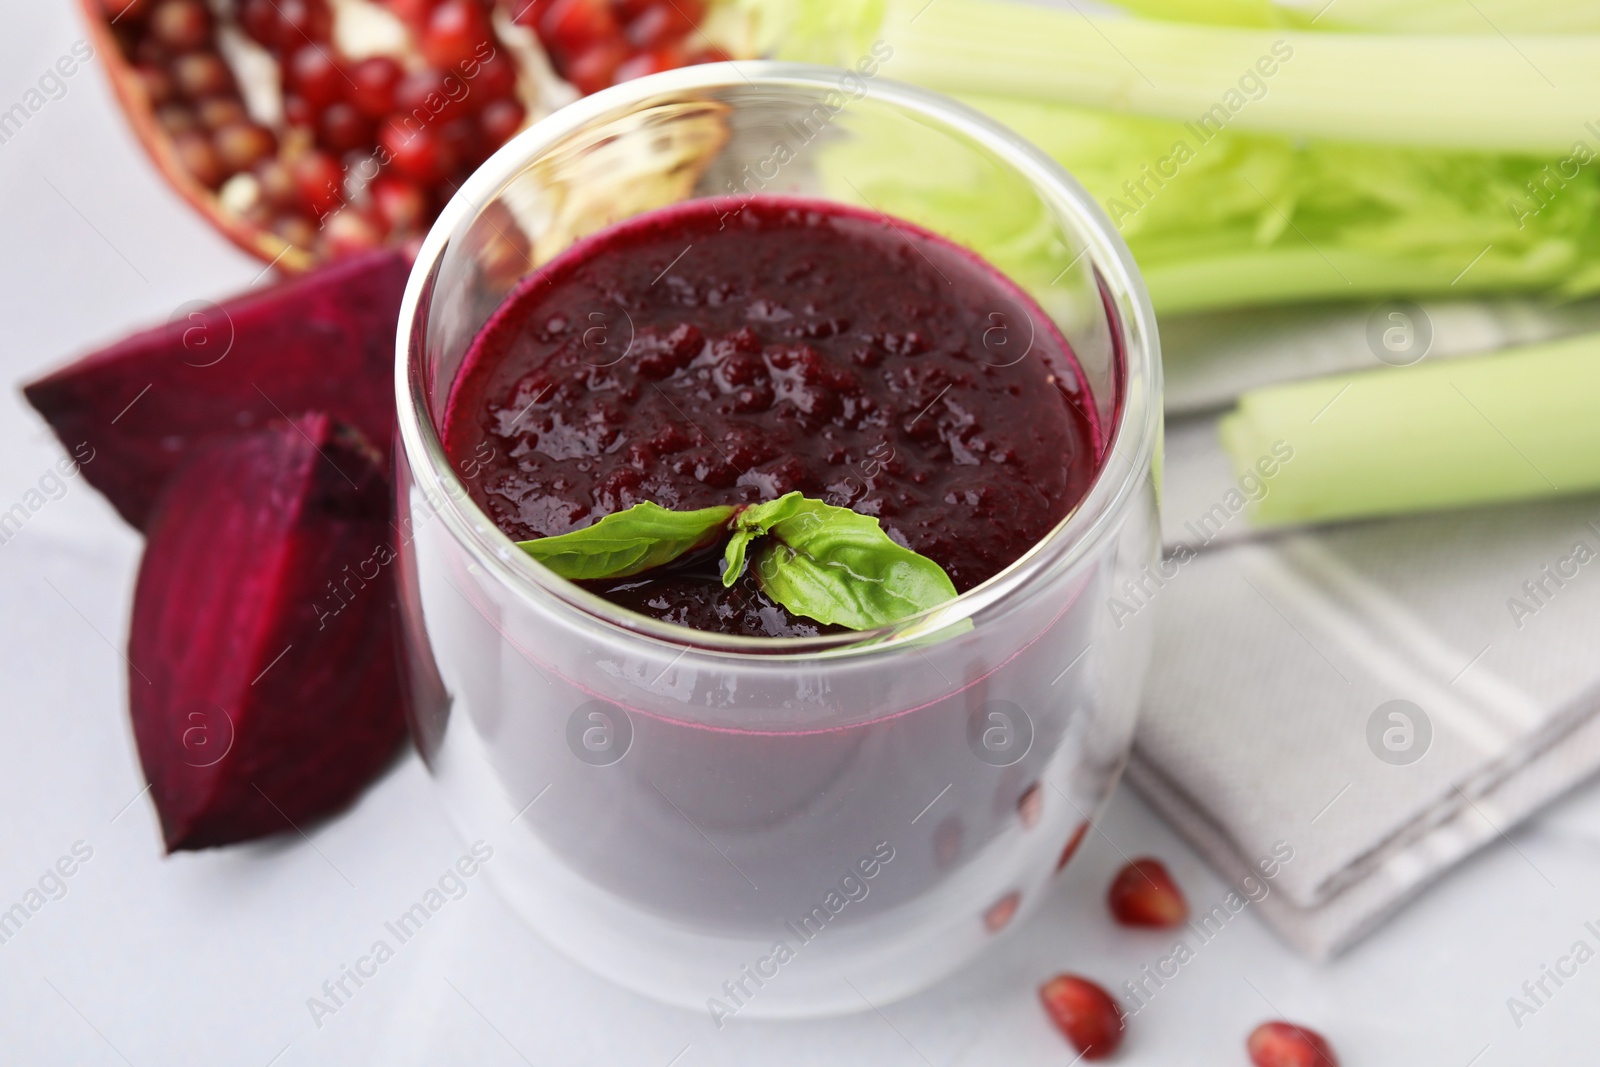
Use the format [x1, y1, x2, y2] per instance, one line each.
[517, 502, 736, 580]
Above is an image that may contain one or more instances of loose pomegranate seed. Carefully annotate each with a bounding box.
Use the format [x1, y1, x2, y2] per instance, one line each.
[471, 50, 519, 102]
[291, 150, 346, 216]
[983, 890, 1021, 932]
[1248, 1021, 1339, 1067]
[172, 129, 224, 187]
[1038, 975, 1125, 1061]
[347, 56, 404, 118]
[214, 122, 277, 174]
[317, 102, 374, 154]
[478, 98, 525, 147]
[380, 121, 455, 184]
[370, 175, 427, 234]
[287, 46, 345, 109]
[540, 0, 621, 55]
[1107, 857, 1188, 928]
[197, 97, 249, 131]
[170, 52, 234, 98]
[561, 40, 629, 95]
[1017, 781, 1043, 829]
[1056, 821, 1090, 872]
[615, 44, 686, 84]
[149, 0, 212, 51]
[422, 0, 493, 69]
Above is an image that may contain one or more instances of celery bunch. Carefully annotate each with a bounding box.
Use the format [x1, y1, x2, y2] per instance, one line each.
[729, 0, 1600, 314]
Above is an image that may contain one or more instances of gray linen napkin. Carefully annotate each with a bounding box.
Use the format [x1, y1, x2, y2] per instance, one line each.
[1129, 297, 1600, 959]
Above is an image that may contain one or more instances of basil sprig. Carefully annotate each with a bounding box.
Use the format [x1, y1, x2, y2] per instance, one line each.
[516, 492, 957, 630]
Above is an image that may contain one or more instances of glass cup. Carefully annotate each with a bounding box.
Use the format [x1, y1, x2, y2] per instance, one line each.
[393, 61, 1162, 1019]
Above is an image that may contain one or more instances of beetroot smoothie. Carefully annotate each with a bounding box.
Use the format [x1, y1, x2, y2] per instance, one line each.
[442, 196, 1101, 636]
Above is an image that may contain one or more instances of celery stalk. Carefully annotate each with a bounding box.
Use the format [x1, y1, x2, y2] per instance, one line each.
[1112, 0, 1600, 33]
[738, 0, 1600, 154]
[1218, 332, 1600, 526]
[818, 89, 1600, 313]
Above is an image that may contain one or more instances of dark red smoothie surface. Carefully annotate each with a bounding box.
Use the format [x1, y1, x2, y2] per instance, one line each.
[443, 196, 1102, 638]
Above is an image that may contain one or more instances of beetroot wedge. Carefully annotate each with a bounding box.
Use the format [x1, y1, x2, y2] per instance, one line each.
[22, 250, 408, 530]
[129, 413, 405, 851]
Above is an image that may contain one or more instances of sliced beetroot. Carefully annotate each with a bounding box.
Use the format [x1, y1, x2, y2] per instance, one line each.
[22, 250, 408, 530]
[128, 413, 405, 851]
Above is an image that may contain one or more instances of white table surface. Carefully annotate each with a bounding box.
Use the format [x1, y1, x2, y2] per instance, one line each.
[5, 5, 1598, 1063]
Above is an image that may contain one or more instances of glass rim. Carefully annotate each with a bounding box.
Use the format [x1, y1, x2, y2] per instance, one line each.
[395, 60, 1163, 661]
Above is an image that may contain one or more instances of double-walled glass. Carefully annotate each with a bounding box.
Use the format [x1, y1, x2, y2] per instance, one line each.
[394, 63, 1162, 1018]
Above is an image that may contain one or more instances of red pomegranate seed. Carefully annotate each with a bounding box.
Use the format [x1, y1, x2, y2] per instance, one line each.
[438, 117, 484, 172]
[172, 130, 224, 187]
[508, 0, 556, 27]
[422, 0, 493, 69]
[1248, 1021, 1339, 1067]
[134, 64, 175, 106]
[561, 40, 629, 95]
[155, 103, 198, 135]
[317, 102, 374, 154]
[286, 45, 345, 109]
[102, 0, 153, 18]
[370, 175, 427, 234]
[170, 52, 234, 98]
[1107, 857, 1189, 928]
[1017, 781, 1043, 829]
[253, 158, 299, 207]
[686, 45, 733, 65]
[322, 208, 386, 257]
[983, 890, 1021, 932]
[347, 56, 404, 118]
[624, 1, 702, 50]
[613, 0, 657, 20]
[239, 0, 279, 45]
[291, 149, 345, 215]
[275, 0, 334, 45]
[540, 0, 622, 54]
[149, 0, 212, 51]
[615, 44, 686, 83]
[478, 98, 525, 147]
[196, 97, 248, 130]
[195, 97, 242, 131]
[380, 121, 455, 184]
[283, 94, 314, 129]
[471, 50, 519, 102]
[394, 68, 470, 124]
[1056, 821, 1090, 872]
[386, 0, 439, 30]
[1039, 975, 1125, 1061]
[214, 122, 276, 174]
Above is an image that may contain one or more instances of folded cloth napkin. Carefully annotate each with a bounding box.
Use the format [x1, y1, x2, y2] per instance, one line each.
[1130, 298, 1600, 959]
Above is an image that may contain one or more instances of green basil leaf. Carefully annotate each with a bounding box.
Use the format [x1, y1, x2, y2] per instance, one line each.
[517, 502, 736, 580]
[744, 495, 959, 629]
[719, 492, 809, 585]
